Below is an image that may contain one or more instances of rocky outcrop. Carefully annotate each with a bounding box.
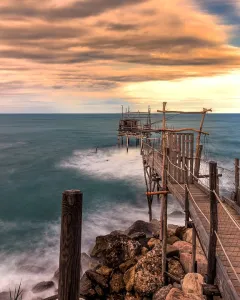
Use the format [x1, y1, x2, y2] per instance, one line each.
[182, 273, 204, 299]
[153, 284, 173, 300]
[180, 253, 207, 276]
[32, 281, 54, 294]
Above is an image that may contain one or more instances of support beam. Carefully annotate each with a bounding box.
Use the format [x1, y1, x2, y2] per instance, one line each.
[207, 161, 218, 300]
[192, 225, 197, 273]
[184, 184, 190, 227]
[235, 158, 240, 204]
[59, 190, 82, 300]
[146, 191, 169, 196]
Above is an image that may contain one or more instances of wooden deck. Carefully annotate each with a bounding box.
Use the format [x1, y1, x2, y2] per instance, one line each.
[144, 151, 240, 300]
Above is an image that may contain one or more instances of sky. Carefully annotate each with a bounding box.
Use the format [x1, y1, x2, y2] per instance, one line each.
[0, 0, 240, 113]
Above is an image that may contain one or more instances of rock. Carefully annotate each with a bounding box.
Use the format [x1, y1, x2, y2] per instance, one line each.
[167, 235, 180, 245]
[182, 229, 201, 248]
[180, 253, 207, 276]
[0, 292, 9, 300]
[95, 284, 104, 296]
[166, 288, 189, 300]
[32, 281, 54, 293]
[119, 259, 136, 273]
[130, 232, 146, 240]
[124, 266, 136, 292]
[141, 247, 149, 255]
[91, 232, 141, 268]
[182, 273, 204, 299]
[147, 238, 160, 249]
[86, 270, 108, 288]
[166, 245, 179, 258]
[168, 258, 185, 280]
[96, 265, 113, 277]
[134, 243, 163, 296]
[110, 272, 125, 293]
[80, 273, 96, 297]
[173, 241, 193, 254]
[125, 293, 139, 300]
[153, 284, 173, 300]
[127, 240, 142, 259]
[107, 294, 124, 300]
[125, 220, 159, 237]
[175, 226, 187, 240]
[167, 225, 179, 237]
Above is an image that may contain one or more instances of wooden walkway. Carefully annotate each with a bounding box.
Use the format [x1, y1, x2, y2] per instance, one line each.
[143, 148, 240, 300]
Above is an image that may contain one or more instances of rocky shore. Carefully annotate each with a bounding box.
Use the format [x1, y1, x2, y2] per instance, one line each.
[0, 219, 208, 300]
[79, 219, 207, 300]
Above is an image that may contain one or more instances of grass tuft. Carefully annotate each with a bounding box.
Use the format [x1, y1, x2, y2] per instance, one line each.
[9, 282, 23, 300]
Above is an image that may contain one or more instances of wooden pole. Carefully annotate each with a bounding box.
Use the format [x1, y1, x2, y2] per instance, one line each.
[59, 190, 82, 300]
[194, 144, 203, 179]
[126, 136, 129, 153]
[192, 224, 197, 273]
[207, 161, 218, 298]
[160, 102, 167, 241]
[184, 184, 189, 227]
[235, 158, 239, 204]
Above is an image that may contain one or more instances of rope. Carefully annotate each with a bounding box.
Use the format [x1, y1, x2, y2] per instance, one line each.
[215, 231, 240, 284]
[166, 170, 185, 191]
[166, 155, 185, 171]
[213, 190, 240, 231]
[185, 164, 211, 192]
[185, 185, 210, 225]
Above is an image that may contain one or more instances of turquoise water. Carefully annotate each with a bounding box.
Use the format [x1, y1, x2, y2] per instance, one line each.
[0, 113, 239, 297]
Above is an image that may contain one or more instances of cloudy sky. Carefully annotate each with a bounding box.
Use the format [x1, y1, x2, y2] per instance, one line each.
[0, 0, 240, 113]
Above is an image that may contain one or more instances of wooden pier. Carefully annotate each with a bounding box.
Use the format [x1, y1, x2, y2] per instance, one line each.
[119, 102, 240, 300]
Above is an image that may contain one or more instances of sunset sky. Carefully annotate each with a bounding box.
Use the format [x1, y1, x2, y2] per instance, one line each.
[0, 0, 240, 113]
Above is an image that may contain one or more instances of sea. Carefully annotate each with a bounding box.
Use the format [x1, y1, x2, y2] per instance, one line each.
[0, 113, 239, 298]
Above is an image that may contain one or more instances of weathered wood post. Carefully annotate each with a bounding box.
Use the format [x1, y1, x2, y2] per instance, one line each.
[192, 225, 197, 273]
[59, 190, 82, 300]
[207, 161, 218, 299]
[126, 136, 129, 153]
[184, 162, 190, 227]
[235, 158, 239, 204]
[194, 144, 203, 179]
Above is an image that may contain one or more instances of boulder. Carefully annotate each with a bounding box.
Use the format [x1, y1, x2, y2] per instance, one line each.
[168, 258, 185, 280]
[147, 238, 160, 249]
[134, 243, 163, 296]
[95, 284, 104, 296]
[32, 281, 54, 294]
[125, 293, 139, 300]
[166, 288, 194, 300]
[141, 247, 149, 255]
[175, 226, 187, 240]
[182, 273, 204, 299]
[96, 265, 113, 277]
[153, 284, 173, 300]
[124, 266, 136, 292]
[91, 232, 138, 268]
[180, 253, 207, 276]
[166, 245, 179, 258]
[167, 225, 179, 237]
[80, 273, 96, 298]
[167, 235, 180, 245]
[110, 272, 125, 293]
[129, 232, 146, 240]
[86, 270, 108, 288]
[125, 220, 159, 237]
[173, 241, 193, 254]
[119, 259, 136, 273]
[182, 229, 201, 249]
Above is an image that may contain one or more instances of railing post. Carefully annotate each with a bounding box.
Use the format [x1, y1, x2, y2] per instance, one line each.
[184, 184, 189, 227]
[192, 224, 197, 273]
[207, 161, 218, 298]
[59, 190, 82, 300]
[235, 158, 239, 204]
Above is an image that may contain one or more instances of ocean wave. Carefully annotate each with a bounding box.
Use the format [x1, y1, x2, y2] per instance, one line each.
[58, 147, 145, 186]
